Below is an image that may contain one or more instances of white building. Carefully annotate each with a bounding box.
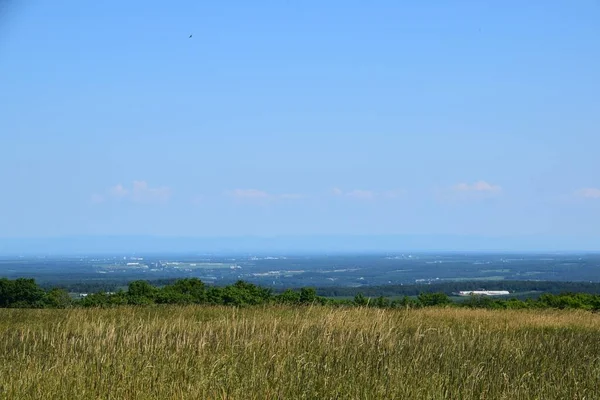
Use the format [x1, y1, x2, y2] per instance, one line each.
[458, 290, 510, 296]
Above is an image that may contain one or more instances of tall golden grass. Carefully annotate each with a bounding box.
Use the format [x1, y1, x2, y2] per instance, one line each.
[1, 306, 599, 399]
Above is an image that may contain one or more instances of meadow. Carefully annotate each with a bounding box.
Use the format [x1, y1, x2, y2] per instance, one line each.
[1, 306, 599, 399]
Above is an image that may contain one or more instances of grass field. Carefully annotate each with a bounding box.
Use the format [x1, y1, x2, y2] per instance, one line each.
[1, 306, 599, 399]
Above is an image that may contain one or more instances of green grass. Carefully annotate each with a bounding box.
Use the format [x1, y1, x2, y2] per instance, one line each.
[1, 306, 599, 399]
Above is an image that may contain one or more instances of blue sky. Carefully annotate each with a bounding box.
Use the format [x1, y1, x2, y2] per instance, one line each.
[1, 1, 600, 241]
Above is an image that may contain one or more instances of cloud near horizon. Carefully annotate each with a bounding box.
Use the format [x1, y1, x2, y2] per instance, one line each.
[331, 188, 403, 200]
[576, 188, 600, 199]
[229, 189, 304, 202]
[92, 181, 172, 204]
[346, 189, 375, 200]
[452, 181, 502, 193]
[436, 180, 502, 203]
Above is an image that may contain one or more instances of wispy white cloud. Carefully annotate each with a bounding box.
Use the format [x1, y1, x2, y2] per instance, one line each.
[437, 180, 502, 203]
[381, 189, 404, 199]
[453, 181, 502, 193]
[331, 187, 344, 196]
[330, 188, 403, 200]
[93, 181, 172, 204]
[109, 184, 129, 198]
[229, 189, 304, 202]
[346, 189, 376, 200]
[231, 189, 270, 199]
[279, 193, 305, 200]
[576, 188, 600, 199]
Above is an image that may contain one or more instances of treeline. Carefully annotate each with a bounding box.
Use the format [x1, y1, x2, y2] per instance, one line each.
[38, 278, 180, 294]
[316, 280, 600, 298]
[40, 279, 600, 299]
[2, 277, 600, 310]
[0, 278, 322, 308]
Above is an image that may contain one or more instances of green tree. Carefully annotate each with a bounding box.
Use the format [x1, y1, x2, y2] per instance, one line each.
[463, 295, 504, 309]
[45, 288, 72, 308]
[374, 296, 390, 308]
[127, 280, 157, 298]
[0, 278, 47, 308]
[277, 289, 301, 304]
[158, 278, 206, 304]
[299, 288, 317, 304]
[392, 295, 417, 309]
[0, 278, 14, 307]
[79, 292, 110, 307]
[172, 278, 206, 300]
[354, 293, 369, 306]
[126, 280, 158, 304]
[220, 281, 273, 306]
[417, 292, 451, 307]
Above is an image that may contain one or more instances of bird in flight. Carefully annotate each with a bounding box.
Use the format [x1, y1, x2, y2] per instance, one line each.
[189, 34, 193, 39]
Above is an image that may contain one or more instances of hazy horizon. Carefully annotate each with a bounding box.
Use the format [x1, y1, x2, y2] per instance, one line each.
[2, 234, 600, 255]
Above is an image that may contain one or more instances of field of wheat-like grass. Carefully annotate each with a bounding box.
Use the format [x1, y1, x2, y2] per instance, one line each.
[1, 306, 599, 399]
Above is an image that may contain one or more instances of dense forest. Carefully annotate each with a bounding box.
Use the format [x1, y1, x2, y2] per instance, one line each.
[2, 277, 600, 311]
[36, 278, 600, 298]
[316, 280, 600, 297]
